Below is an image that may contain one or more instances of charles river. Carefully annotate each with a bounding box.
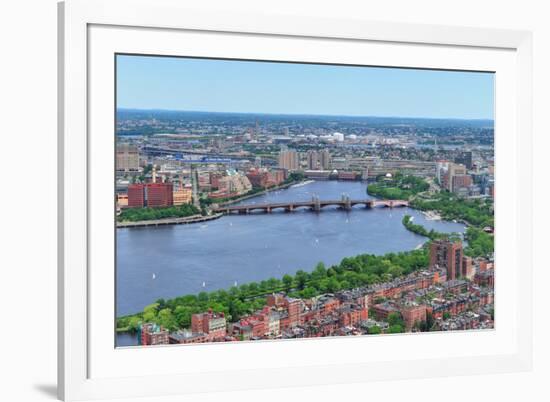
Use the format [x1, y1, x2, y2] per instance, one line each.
[116, 180, 464, 346]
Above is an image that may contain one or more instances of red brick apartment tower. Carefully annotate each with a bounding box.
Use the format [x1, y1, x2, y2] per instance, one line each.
[429, 239, 463, 280]
[127, 184, 145, 208]
[285, 298, 301, 327]
[146, 182, 173, 207]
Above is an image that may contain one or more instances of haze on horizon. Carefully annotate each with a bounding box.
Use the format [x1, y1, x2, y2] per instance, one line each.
[116, 55, 495, 121]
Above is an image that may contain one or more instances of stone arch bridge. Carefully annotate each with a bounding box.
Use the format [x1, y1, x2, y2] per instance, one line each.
[212, 196, 409, 215]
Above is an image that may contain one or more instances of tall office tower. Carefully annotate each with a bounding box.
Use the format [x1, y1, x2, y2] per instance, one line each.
[429, 239, 464, 280]
[306, 150, 319, 170]
[116, 143, 140, 172]
[319, 149, 331, 170]
[455, 151, 473, 170]
[447, 163, 467, 192]
[278, 149, 299, 170]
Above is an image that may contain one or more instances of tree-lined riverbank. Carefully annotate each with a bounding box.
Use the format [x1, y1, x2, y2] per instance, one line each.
[117, 247, 428, 333]
[116, 180, 466, 326]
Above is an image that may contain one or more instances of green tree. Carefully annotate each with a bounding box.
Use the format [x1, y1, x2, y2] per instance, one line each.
[295, 270, 308, 290]
[388, 324, 404, 334]
[387, 312, 404, 327]
[174, 305, 192, 328]
[282, 274, 293, 292]
[368, 326, 382, 335]
[157, 308, 178, 331]
[142, 303, 159, 322]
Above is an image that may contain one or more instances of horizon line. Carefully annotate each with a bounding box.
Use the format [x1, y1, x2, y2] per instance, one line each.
[116, 107, 494, 122]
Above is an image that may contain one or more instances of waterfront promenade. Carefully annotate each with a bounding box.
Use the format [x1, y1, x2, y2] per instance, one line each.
[116, 213, 222, 228]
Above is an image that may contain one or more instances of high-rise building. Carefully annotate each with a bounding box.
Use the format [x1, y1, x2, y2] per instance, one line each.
[306, 150, 319, 170]
[116, 143, 140, 172]
[455, 151, 473, 169]
[145, 183, 173, 207]
[429, 239, 463, 280]
[278, 149, 299, 170]
[127, 183, 173, 208]
[127, 184, 145, 208]
[451, 174, 473, 194]
[447, 163, 467, 192]
[319, 149, 331, 170]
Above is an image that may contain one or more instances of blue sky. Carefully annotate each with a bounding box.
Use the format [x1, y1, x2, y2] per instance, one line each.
[116, 55, 494, 120]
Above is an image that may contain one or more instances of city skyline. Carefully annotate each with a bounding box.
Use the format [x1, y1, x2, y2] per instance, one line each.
[116, 55, 495, 120]
[115, 54, 495, 347]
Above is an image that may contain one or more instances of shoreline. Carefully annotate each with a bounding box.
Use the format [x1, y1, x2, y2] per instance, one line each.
[216, 179, 305, 207]
[116, 180, 306, 228]
[116, 213, 222, 228]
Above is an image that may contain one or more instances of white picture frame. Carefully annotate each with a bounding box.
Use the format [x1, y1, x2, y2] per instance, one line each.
[58, 0, 533, 400]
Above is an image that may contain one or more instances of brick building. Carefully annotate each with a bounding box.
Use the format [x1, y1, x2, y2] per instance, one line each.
[400, 305, 428, 330]
[191, 310, 227, 341]
[139, 323, 169, 346]
[429, 239, 463, 280]
[127, 183, 174, 208]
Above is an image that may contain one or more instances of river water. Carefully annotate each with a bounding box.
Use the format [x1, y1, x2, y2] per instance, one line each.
[117, 180, 464, 321]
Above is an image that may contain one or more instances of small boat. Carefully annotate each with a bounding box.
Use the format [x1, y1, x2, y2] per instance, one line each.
[202, 281, 206, 287]
[152, 273, 156, 280]
[234, 281, 238, 287]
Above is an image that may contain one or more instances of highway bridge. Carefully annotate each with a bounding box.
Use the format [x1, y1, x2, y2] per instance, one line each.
[212, 196, 409, 214]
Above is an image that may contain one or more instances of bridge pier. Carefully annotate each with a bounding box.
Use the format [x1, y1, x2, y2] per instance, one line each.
[341, 194, 352, 211]
[312, 196, 321, 212]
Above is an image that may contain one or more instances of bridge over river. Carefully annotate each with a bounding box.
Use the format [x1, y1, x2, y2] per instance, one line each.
[212, 195, 409, 214]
